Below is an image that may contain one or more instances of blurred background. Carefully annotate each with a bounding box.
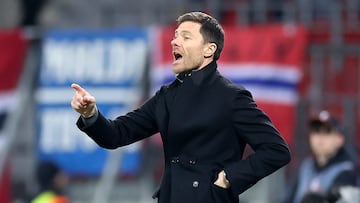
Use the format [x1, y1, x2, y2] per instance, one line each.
[0, 0, 359, 202]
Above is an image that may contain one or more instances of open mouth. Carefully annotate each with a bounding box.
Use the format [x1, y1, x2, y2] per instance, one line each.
[173, 52, 183, 61]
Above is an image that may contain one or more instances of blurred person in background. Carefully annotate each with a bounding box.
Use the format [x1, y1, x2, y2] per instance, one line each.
[282, 110, 358, 203]
[30, 160, 69, 203]
[19, 0, 47, 26]
[70, 11, 290, 203]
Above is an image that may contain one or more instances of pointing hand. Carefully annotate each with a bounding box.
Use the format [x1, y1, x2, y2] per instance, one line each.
[71, 83, 97, 118]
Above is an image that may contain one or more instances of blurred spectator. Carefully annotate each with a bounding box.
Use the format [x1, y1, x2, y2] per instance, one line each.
[19, 0, 47, 26]
[282, 110, 358, 203]
[30, 161, 69, 203]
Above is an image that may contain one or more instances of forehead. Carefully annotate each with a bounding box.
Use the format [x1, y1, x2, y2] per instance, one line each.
[175, 21, 202, 34]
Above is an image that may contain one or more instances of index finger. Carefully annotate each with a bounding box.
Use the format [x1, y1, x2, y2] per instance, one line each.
[71, 83, 88, 95]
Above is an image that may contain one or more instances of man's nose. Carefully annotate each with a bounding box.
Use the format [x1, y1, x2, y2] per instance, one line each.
[171, 38, 178, 46]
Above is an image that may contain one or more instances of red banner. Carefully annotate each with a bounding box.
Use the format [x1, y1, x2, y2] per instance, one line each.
[151, 24, 308, 145]
[0, 29, 28, 203]
[0, 29, 28, 91]
[0, 29, 28, 113]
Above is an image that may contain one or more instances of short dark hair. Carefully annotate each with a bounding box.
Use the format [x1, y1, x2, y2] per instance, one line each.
[176, 12, 225, 61]
[36, 161, 60, 190]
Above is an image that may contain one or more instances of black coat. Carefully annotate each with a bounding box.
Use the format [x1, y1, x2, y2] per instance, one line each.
[77, 61, 291, 203]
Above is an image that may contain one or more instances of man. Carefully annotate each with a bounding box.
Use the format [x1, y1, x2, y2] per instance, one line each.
[283, 110, 357, 203]
[71, 11, 291, 203]
[31, 161, 69, 203]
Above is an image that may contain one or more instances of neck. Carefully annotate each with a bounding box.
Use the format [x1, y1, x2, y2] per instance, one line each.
[316, 152, 337, 167]
[197, 58, 214, 70]
[316, 156, 329, 167]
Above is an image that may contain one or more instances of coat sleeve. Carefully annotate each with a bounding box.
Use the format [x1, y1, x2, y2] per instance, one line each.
[225, 88, 291, 195]
[76, 88, 162, 149]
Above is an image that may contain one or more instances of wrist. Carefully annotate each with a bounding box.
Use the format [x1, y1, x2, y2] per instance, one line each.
[81, 106, 97, 118]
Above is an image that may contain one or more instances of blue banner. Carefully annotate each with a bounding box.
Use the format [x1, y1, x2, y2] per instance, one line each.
[36, 28, 148, 176]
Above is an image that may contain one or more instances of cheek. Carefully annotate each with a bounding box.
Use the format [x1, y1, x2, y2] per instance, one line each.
[310, 138, 327, 151]
[309, 137, 319, 146]
[330, 138, 342, 149]
[184, 50, 202, 64]
[320, 139, 339, 152]
[186, 44, 204, 56]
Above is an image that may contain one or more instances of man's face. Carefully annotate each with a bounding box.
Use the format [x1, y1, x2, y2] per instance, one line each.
[171, 21, 213, 74]
[309, 131, 344, 160]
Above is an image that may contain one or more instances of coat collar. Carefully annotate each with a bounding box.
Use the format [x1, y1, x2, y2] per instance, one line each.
[175, 60, 218, 86]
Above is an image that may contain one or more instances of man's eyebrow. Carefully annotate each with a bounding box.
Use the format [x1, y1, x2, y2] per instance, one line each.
[175, 30, 193, 35]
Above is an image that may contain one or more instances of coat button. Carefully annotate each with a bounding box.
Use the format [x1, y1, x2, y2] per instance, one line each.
[171, 157, 179, 164]
[192, 181, 199, 188]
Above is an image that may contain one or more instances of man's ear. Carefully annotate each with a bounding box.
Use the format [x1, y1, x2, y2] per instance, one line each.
[204, 43, 217, 58]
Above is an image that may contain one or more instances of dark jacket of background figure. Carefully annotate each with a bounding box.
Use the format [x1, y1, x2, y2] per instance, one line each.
[77, 61, 291, 203]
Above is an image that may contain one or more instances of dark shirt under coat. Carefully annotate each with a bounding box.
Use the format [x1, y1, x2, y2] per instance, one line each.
[76, 61, 291, 203]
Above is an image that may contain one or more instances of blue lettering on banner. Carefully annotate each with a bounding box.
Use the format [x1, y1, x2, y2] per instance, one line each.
[40, 29, 147, 87]
[36, 28, 148, 176]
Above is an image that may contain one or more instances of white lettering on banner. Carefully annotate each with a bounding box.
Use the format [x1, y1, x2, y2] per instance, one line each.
[41, 38, 147, 84]
[39, 109, 97, 153]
